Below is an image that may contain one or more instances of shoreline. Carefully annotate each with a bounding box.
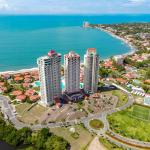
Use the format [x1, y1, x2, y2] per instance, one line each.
[94, 26, 137, 57]
[0, 67, 38, 75]
[0, 26, 137, 75]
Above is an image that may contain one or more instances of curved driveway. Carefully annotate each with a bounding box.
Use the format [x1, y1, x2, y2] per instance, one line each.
[1, 83, 150, 148]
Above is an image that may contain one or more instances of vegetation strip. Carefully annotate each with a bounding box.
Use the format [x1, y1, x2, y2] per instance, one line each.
[107, 133, 150, 149]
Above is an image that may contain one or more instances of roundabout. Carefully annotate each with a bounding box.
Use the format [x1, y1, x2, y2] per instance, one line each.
[89, 119, 104, 130]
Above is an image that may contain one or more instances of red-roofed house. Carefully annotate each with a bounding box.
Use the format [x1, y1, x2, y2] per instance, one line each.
[25, 89, 35, 96]
[2, 74, 11, 80]
[13, 74, 21, 77]
[0, 82, 5, 86]
[22, 83, 30, 88]
[24, 78, 31, 83]
[12, 90, 23, 96]
[24, 75, 31, 78]
[14, 77, 24, 82]
[144, 79, 150, 84]
[31, 70, 38, 76]
[24, 72, 30, 76]
[16, 95, 26, 102]
[116, 78, 127, 85]
[0, 87, 7, 93]
[29, 95, 40, 102]
[103, 60, 113, 68]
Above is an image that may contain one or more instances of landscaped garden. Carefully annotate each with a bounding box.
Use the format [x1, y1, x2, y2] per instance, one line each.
[99, 137, 124, 150]
[107, 104, 150, 142]
[50, 124, 94, 150]
[89, 119, 104, 130]
[112, 90, 128, 107]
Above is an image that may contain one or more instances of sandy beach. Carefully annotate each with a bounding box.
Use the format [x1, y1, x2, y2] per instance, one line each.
[0, 67, 38, 75]
[94, 26, 137, 57]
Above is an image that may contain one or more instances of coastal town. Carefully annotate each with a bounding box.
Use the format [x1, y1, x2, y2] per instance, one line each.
[0, 23, 150, 150]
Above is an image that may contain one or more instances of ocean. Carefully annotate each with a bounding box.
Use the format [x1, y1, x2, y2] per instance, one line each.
[0, 14, 149, 71]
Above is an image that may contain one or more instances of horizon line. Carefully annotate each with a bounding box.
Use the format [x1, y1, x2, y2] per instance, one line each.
[0, 13, 150, 16]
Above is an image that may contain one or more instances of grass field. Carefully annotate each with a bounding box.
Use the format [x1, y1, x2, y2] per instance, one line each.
[131, 105, 150, 121]
[16, 103, 47, 124]
[108, 104, 150, 142]
[50, 124, 94, 150]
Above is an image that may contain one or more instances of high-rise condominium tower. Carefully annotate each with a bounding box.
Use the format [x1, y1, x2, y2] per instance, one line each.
[64, 51, 80, 93]
[37, 50, 61, 106]
[84, 48, 99, 93]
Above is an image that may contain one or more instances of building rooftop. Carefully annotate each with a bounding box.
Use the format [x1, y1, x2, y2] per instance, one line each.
[65, 51, 80, 58]
[87, 48, 96, 55]
[48, 50, 56, 56]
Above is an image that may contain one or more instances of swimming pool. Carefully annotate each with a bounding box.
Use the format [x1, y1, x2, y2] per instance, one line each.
[34, 80, 83, 90]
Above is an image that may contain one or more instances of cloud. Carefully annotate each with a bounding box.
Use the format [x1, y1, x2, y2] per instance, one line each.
[0, 0, 149, 14]
[0, 0, 10, 10]
[128, 0, 147, 5]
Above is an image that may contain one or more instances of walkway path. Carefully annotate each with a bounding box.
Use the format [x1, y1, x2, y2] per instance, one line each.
[0, 83, 150, 149]
[88, 136, 106, 150]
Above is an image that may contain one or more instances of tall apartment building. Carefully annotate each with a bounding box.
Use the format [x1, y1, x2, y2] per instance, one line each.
[37, 50, 62, 106]
[64, 51, 80, 93]
[84, 48, 99, 93]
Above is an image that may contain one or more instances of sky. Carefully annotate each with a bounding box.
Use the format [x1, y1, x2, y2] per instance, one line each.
[0, 0, 150, 14]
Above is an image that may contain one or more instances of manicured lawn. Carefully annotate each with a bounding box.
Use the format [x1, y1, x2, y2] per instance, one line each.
[16, 103, 47, 124]
[99, 137, 124, 150]
[15, 103, 32, 115]
[107, 104, 150, 142]
[89, 119, 104, 130]
[50, 124, 94, 150]
[112, 90, 128, 107]
[132, 105, 150, 121]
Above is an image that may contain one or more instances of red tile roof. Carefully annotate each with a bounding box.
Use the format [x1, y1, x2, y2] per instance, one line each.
[24, 78, 31, 83]
[12, 90, 23, 96]
[0, 82, 5, 86]
[16, 95, 26, 102]
[29, 95, 40, 102]
[116, 78, 127, 84]
[22, 83, 30, 88]
[14, 77, 24, 81]
[25, 89, 35, 96]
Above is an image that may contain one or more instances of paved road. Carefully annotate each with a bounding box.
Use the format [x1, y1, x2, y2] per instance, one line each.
[0, 83, 150, 148]
[82, 84, 150, 149]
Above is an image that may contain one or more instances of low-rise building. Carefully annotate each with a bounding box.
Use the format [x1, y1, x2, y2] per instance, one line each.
[131, 86, 145, 96]
[113, 55, 124, 65]
[144, 95, 150, 106]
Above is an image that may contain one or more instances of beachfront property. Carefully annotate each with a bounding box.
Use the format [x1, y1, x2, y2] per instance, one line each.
[83, 21, 90, 28]
[84, 48, 99, 93]
[64, 51, 80, 93]
[37, 50, 62, 106]
[113, 55, 124, 65]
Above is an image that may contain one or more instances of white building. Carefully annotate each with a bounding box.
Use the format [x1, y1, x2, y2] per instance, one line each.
[37, 50, 62, 106]
[144, 95, 150, 106]
[64, 51, 80, 93]
[83, 21, 89, 28]
[113, 55, 124, 65]
[131, 86, 145, 97]
[84, 48, 99, 93]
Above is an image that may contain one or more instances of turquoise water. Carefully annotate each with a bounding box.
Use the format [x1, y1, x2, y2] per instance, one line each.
[34, 80, 83, 90]
[0, 15, 149, 71]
